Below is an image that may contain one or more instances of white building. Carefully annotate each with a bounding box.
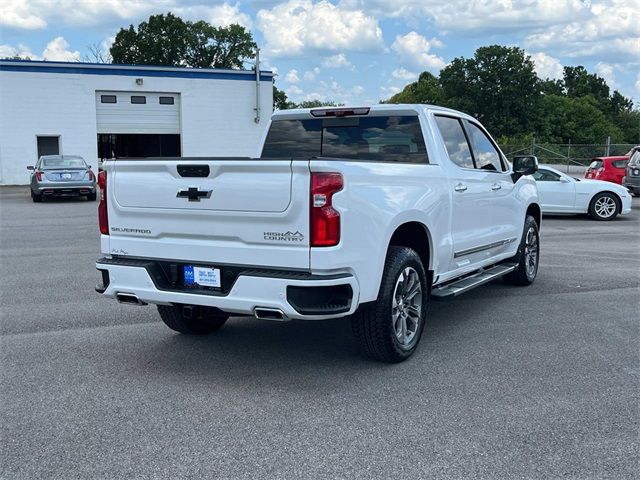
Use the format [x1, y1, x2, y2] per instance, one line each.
[0, 60, 274, 185]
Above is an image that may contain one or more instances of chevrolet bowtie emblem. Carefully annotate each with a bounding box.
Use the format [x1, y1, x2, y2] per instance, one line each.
[177, 187, 212, 202]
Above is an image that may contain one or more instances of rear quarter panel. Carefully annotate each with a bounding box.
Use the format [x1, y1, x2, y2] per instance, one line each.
[309, 159, 451, 304]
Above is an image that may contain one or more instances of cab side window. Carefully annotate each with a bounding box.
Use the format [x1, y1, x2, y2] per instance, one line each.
[466, 122, 505, 172]
[434, 116, 474, 169]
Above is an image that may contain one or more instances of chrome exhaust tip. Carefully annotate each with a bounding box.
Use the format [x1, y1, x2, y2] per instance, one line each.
[116, 293, 147, 306]
[254, 307, 288, 321]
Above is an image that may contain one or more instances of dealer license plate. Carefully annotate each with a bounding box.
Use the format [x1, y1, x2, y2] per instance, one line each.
[183, 265, 221, 288]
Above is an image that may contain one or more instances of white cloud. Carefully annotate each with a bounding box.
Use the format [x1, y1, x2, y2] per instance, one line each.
[1, 1, 252, 30]
[340, 0, 590, 32]
[206, 2, 252, 28]
[1, 36, 80, 61]
[0, 0, 47, 29]
[380, 85, 402, 97]
[322, 53, 352, 69]
[285, 69, 300, 83]
[524, 0, 640, 61]
[256, 0, 384, 57]
[391, 67, 418, 81]
[176, 2, 253, 29]
[635, 74, 640, 96]
[304, 67, 321, 81]
[595, 62, 617, 89]
[288, 85, 304, 96]
[391, 32, 445, 72]
[0, 43, 37, 59]
[42, 36, 80, 61]
[529, 52, 563, 80]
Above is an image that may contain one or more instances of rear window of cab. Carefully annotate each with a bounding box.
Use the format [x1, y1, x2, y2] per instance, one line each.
[261, 115, 428, 164]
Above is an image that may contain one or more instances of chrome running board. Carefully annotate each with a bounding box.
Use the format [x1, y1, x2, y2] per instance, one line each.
[431, 263, 518, 300]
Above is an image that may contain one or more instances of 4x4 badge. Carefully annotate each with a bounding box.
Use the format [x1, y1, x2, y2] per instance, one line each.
[177, 187, 212, 202]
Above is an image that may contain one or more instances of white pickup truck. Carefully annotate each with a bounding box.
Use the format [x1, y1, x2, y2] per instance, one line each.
[96, 104, 541, 362]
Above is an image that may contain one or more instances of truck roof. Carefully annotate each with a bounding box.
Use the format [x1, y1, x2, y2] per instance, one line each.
[272, 104, 476, 121]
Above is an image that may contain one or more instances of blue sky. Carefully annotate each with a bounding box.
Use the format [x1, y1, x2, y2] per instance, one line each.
[1, 1, 639, 105]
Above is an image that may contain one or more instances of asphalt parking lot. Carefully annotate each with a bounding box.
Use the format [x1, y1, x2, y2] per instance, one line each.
[1, 187, 638, 479]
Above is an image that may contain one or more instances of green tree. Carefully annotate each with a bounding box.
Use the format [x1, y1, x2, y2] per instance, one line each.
[184, 22, 256, 69]
[386, 72, 444, 105]
[273, 85, 295, 110]
[295, 100, 343, 108]
[536, 94, 623, 143]
[439, 45, 540, 136]
[563, 66, 610, 102]
[110, 12, 255, 68]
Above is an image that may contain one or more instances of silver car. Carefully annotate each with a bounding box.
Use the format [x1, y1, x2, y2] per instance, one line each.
[28, 155, 97, 202]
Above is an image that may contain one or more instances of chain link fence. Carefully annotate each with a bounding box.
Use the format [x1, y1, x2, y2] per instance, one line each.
[500, 142, 637, 174]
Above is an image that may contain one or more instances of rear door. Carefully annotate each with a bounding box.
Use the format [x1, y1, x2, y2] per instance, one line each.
[434, 115, 495, 268]
[106, 159, 311, 269]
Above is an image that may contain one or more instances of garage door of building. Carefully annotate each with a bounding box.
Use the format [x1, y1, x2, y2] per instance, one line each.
[96, 91, 181, 158]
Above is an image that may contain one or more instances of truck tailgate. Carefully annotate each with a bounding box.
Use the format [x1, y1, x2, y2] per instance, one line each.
[104, 159, 311, 270]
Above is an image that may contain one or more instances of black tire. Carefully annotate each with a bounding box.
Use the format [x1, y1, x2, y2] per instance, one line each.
[87, 192, 97, 201]
[351, 246, 428, 363]
[157, 304, 229, 335]
[31, 190, 42, 203]
[588, 192, 620, 221]
[504, 215, 539, 286]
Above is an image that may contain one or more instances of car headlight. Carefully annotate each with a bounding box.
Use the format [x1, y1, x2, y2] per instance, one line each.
[634, 169, 639, 176]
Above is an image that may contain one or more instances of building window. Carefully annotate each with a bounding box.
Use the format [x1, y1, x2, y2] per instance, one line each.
[159, 96, 175, 105]
[101, 95, 117, 104]
[131, 96, 146, 104]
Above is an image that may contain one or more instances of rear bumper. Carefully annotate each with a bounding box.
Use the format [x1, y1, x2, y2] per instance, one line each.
[95, 257, 359, 320]
[623, 177, 640, 194]
[34, 184, 95, 195]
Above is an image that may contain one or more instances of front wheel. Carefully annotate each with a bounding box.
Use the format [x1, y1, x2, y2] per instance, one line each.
[588, 192, 619, 221]
[157, 304, 229, 335]
[504, 215, 540, 286]
[351, 246, 428, 363]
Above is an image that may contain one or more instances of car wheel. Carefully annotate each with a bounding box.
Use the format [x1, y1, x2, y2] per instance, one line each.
[588, 192, 620, 221]
[31, 190, 42, 203]
[504, 215, 539, 286]
[157, 304, 229, 335]
[87, 192, 97, 201]
[351, 246, 427, 363]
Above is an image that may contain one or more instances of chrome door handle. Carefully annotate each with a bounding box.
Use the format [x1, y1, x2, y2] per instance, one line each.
[454, 183, 468, 192]
[491, 183, 502, 191]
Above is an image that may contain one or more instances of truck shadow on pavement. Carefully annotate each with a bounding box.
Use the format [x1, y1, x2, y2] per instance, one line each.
[126, 284, 500, 383]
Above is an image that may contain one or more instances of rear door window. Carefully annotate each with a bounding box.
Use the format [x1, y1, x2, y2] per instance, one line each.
[261, 115, 428, 163]
[466, 122, 506, 172]
[434, 115, 474, 169]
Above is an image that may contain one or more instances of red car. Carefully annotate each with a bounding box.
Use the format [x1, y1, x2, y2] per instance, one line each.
[584, 156, 629, 184]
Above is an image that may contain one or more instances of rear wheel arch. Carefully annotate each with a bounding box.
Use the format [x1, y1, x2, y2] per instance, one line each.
[387, 221, 432, 273]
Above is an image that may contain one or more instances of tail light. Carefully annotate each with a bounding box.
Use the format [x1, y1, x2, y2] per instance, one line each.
[87, 170, 95, 181]
[98, 171, 108, 235]
[35, 171, 43, 181]
[310, 172, 343, 247]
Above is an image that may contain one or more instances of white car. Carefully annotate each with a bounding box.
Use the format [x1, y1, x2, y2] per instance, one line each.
[532, 166, 632, 220]
[95, 104, 542, 363]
